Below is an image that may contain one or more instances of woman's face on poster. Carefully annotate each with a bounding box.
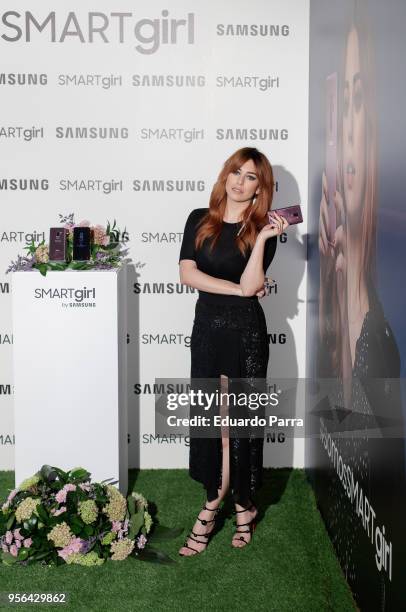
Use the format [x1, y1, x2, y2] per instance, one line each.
[342, 27, 367, 222]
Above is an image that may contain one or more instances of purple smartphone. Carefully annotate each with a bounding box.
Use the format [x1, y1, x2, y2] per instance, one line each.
[49, 228, 68, 261]
[268, 204, 303, 225]
[326, 72, 337, 240]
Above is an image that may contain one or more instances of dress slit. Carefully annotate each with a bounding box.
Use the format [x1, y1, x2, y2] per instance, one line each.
[189, 298, 269, 507]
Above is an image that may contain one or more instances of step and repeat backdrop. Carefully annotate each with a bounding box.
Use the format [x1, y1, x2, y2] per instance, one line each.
[0, 1, 309, 471]
[306, 0, 406, 609]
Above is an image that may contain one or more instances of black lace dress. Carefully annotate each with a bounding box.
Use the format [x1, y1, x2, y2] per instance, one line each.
[179, 208, 277, 507]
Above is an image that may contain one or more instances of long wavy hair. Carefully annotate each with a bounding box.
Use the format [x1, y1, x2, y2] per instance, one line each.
[331, 0, 378, 376]
[194, 147, 275, 256]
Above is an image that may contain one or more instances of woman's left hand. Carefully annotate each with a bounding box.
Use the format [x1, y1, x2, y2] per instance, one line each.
[258, 212, 289, 241]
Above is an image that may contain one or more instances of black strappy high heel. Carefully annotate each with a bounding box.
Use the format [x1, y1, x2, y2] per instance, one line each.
[231, 504, 258, 547]
[179, 503, 221, 556]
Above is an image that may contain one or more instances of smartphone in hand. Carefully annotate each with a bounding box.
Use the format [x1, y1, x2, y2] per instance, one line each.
[268, 204, 302, 225]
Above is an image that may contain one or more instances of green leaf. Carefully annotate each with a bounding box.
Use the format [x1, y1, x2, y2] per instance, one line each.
[148, 525, 184, 543]
[6, 513, 15, 530]
[37, 263, 48, 277]
[17, 548, 29, 561]
[2, 551, 18, 565]
[68, 467, 90, 482]
[136, 546, 176, 565]
[40, 465, 59, 483]
[70, 522, 82, 536]
[36, 504, 49, 524]
[30, 550, 51, 562]
[28, 516, 38, 529]
[128, 509, 144, 539]
[83, 525, 94, 537]
[127, 496, 136, 517]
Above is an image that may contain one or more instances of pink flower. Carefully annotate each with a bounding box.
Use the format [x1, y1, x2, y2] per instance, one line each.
[13, 528, 24, 541]
[5, 531, 13, 545]
[7, 489, 18, 503]
[57, 548, 70, 562]
[23, 538, 32, 548]
[79, 483, 91, 492]
[57, 537, 84, 561]
[64, 223, 74, 238]
[117, 519, 129, 540]
[78, 219, 91, 227]
[111, 520, 121, 533]
[69, 537, 83, 553]
[92, 224, 110, 247]
[51, 506, 67, 517]
[9, 544, 18, 557]
[2, 544, 8, 553]
[55, 490, 66, 504]
[55, 484, 76, 504]
[15, 540, 21, 549]
[137, 534, 147, 549]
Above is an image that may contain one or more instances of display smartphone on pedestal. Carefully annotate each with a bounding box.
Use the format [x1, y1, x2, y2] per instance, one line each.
[326, 72, 338, 242]
[49, 228, 68, 262]
[73, 226, 91, 261]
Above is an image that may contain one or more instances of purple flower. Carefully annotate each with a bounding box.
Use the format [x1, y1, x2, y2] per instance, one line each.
[111, 520, 121, 533]
[5, 531, 13, 545]
[81, 536, 97, 554]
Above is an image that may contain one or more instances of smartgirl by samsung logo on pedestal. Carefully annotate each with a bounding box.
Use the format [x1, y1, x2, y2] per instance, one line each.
[34, 286, 96, 308]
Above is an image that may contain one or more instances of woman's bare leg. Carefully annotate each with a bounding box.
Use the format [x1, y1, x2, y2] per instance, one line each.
[179, 374, 230, 555]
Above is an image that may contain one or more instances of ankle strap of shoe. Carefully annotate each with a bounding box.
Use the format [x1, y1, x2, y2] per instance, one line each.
[203, 503, 220, 512]
[233, 504, 254, 514]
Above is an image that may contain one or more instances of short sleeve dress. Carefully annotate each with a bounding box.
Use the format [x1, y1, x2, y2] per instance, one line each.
[179, 207, 277, 506]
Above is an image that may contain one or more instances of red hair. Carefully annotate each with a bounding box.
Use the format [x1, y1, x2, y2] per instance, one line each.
[194, 147, 275, 256]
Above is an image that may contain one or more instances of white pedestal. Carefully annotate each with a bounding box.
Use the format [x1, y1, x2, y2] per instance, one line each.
[11, 266, 128, 494]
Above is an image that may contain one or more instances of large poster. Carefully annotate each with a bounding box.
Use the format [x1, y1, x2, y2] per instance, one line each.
[306, 0, 406, 608]
[0, 2, 309, 470]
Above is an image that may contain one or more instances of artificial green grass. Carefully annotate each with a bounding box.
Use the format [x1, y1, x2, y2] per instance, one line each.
[0, 469, 356, 612]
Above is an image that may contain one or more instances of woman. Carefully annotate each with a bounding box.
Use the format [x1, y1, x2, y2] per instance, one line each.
[178, 147, 288, 556]
[318, 4, 405, 596]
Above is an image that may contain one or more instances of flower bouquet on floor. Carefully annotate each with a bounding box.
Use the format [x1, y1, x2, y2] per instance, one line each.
[5, 213, 130, 277]
[0, 465, 182, 566]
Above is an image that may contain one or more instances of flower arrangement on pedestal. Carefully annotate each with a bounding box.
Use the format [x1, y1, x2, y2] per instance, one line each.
[0, 465, 181, 566]
[6, 214, 130, 276]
